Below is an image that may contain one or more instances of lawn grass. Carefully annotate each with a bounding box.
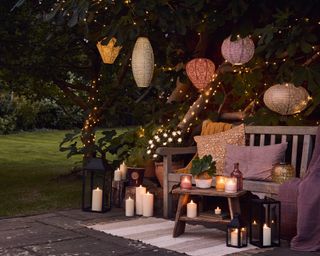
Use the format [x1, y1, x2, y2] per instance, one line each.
[0, 130, 83, 217]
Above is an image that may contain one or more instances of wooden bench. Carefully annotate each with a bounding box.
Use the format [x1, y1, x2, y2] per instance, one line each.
[156, 126, 318, 218]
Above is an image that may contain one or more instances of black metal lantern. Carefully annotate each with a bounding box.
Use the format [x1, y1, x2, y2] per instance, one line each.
[82, 158, 112, 212]
[250, 198, 281, 248]
[226, 214, 248, 248]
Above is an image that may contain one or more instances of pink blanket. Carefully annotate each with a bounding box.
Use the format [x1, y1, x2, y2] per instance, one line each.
[290, 127, 320, 251]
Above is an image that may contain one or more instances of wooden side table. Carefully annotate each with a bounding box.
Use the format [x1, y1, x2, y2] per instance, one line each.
[172, 187, 247, 237]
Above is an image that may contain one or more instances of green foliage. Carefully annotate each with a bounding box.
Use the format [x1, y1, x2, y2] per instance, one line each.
[190, 155, 216, 178]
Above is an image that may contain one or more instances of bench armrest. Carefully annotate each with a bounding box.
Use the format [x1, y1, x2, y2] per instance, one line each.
[156, 146, 197, 218]
[156, 146, 197, 156]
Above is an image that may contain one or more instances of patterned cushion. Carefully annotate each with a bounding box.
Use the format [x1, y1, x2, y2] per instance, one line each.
[194, 124, 245, 174]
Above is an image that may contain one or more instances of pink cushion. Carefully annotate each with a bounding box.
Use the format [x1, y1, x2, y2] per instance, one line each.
[224, 143, 288, 180]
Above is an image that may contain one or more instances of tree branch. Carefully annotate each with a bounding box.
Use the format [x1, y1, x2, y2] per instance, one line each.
[54, 80, 88, 110]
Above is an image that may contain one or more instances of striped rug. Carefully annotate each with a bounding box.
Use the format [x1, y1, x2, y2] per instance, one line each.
[88, 217, 258, 256]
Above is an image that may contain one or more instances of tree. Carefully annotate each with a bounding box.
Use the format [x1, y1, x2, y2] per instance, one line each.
[6, 0, 320, 159]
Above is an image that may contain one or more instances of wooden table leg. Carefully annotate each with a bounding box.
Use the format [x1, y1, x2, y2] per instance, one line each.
[227, 197, 241, 220]
[173, 194, 190, 237]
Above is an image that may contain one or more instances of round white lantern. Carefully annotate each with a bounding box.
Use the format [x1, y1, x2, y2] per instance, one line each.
[263, 83, 311, 115]
[132, 37, 154, 87]
[221, 36, 255, 65]
[96, 37, 122, 64]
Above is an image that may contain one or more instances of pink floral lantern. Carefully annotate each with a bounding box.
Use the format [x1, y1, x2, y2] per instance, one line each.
[186, 58, 216, 90]
[221, 36, 255, 65]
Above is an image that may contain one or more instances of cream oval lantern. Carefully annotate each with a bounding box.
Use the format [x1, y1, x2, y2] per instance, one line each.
[132, 37, 154, 87]
[221, 36, 255, 65]
[263, 83, 311, 115]
[186, 58, 216, 90]
[96, 37, 122, 64]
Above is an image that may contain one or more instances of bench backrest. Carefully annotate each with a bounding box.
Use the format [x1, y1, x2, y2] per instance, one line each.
[245, 126, 318, 177]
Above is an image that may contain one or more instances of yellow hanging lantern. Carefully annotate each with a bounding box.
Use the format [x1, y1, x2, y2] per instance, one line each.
[96, 37, 122, 64]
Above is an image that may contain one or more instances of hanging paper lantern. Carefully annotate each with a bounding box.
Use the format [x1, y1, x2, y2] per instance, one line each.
[186, 58, 216, 90]
[221, 36, 255, 65]
[132, 37, 154, 88]
[96, 37, 122, 64]
[263, 83, 311, 115]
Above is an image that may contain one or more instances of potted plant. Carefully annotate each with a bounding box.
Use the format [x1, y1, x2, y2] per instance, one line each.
[191, 155, 216, 188]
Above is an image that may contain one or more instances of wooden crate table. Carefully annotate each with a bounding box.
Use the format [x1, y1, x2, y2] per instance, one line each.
[172, 187, 247, 237]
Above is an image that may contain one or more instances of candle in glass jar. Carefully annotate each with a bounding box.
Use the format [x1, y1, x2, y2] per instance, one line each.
[180, 174, 192, 189]
[215, 175, 225, 191]
[225, 177, 237, 193]
[187, 200, 197, 218]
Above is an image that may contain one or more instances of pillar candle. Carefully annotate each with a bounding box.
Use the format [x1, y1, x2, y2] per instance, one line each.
[263, 224, 271, 246]
[125, 196, 134, 217]
[135, 185, 146, 215]
[230, 228, 239, 246]
[240, 228, 247, 246]
[92, 187, 103, 211]
[214, 206, 221, 215]
[142, 192, 154, 217]
[225, 177, 237, 193]
[215, 175, 225, 192]
[114, 168, 122, 181]
[187, 200, 197, 218]
[120, 162, 127, 180]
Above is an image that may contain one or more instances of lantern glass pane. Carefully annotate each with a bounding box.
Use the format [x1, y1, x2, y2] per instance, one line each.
[250, 198, 280, 247]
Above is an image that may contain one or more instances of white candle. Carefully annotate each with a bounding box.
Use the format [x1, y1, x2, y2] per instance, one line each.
[142, 192, 154, 217]
[91, 187, 103, 211]
[114, 168, 122, 181]
[125, 196, 134, 217]
[225, 177, 237, 193]
[214, 207, 221, 215]
[120, 162, 127, 180]
[135, 185, 146, 215]
[263, 224, 271, 246]
[230, 228, 239, 246]
[187, 200, 197, 218]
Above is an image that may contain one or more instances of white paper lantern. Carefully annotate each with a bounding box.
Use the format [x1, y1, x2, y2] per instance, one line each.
[263, 83, 311, 115]
[96, 37, 122, 64]
[132, 37, 154, 87]
[221, 36, 255, 65]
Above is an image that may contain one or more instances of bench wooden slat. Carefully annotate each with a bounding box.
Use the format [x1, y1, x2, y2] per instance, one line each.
[259, 134, 265, 146]
[245, 126, 317, 135]
[270, 135, 276, 145]
[300, 135, 312, 177]
[281, 135, 287, 143]
[291, 135, 298, 169]
[249, 134, 255, 146]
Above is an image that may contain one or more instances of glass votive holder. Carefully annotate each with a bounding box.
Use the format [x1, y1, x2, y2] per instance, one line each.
[225, 177, 237, 193]
[180, 174, 192, 189]
[215, 175, 226, 192]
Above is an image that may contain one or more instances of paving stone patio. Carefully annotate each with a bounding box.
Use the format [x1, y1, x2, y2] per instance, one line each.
[0, 208, 319, 256]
